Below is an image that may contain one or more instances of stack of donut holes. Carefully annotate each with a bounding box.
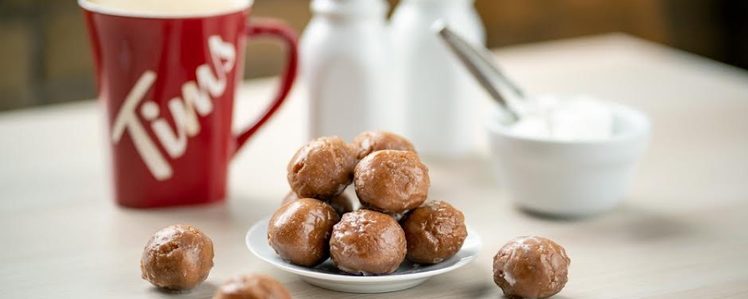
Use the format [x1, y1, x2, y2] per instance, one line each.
[267, 131, 468, 275]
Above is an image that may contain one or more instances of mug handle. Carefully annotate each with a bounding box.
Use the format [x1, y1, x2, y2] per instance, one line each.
[233, 19, 299, 156]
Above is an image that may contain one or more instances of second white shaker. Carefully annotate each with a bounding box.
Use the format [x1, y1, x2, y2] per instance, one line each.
[301, 0, 396, 141]
[391, 0, 486, 157]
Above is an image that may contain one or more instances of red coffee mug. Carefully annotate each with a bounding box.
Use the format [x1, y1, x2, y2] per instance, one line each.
[80, 0, 298, 208]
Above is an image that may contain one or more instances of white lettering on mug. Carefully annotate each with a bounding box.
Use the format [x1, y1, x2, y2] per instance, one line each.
[111, 35, 237, 181]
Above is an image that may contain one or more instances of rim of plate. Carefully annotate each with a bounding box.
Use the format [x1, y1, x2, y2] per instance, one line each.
[246, 218, 481, 283]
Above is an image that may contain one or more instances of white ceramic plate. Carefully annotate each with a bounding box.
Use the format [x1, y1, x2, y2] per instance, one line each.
[246, 218, 481, 293]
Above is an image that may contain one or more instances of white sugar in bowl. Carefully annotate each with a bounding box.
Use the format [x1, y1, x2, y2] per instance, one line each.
[486, 96, 651, 217]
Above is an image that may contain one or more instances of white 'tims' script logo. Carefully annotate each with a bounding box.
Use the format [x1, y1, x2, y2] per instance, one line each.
[111, 36, 236, 181]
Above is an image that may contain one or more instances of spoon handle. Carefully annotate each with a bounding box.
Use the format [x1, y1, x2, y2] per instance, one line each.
[434, 22, 522, 121]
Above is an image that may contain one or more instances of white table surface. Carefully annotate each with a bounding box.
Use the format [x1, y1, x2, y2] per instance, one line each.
[1, 34, 748, 298]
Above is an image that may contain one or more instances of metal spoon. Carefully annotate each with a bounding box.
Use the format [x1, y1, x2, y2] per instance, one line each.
[433, 21, 524, 122]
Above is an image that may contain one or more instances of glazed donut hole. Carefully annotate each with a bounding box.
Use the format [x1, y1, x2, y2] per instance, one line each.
[493, 236, 571, 299]
[354, 150, 430, 214]
[329, 209, 407, 275]
[140, 224, 214, 290]
[402, 200, 467, 264]
[351, 131, 416, 160]
[287, 136, 357, 199]
[267, 198, 340, 267]
[212, 274, 291, 299]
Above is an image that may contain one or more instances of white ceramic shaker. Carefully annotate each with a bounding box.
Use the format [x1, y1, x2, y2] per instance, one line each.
[391, 0, 486, 157]
[300, 0, 397, 141]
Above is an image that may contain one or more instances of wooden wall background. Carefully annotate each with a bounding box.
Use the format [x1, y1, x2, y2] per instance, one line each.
[0, 0, 744, 111]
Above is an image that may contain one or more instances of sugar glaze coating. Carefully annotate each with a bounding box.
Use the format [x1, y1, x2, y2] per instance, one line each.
[402, 200, 467, 264]
[212, 274, 291, 299]
[329, 209, 406, 275]
[354, 150, 429, 214]
[287, 136, 356, 199]
[351, 131, 416, 160]
[140, 224, 214, 290]
[268, 198, 340, 267]
[493, 236, 570, 299]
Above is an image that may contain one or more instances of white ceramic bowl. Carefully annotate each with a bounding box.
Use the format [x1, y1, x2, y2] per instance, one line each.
[486, 101, 650, 217]
[246, 219, 481, 293]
